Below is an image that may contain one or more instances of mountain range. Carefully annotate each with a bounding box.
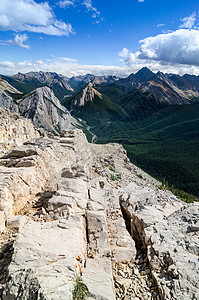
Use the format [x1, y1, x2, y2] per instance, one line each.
[2, 67, 199, 105]
[0, 68, 199, 196]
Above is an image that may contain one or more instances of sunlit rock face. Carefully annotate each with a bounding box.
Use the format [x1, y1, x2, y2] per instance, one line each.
[0, 109, 198, 300]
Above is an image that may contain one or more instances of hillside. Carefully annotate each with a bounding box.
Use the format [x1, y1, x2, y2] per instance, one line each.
[1, 69, 199, 196]
[69, 84, 199, 196]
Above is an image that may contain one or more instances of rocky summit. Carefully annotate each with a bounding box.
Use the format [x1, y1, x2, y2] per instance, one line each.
[71, 83, 102, 108]
[0, 108, 198, 300]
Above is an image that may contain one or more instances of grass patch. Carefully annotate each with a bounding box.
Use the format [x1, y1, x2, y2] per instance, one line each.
[109, 166, 115, 172]
[110, 174, 118, 181]
[136, 173, 145, 180]
[157, 178, 197, 203]
[73, 276, 88, 300]
[169, 187, 197, 203]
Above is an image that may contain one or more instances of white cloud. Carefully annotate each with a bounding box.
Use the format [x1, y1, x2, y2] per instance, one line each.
[0, 0, 74, 36]
[58, 0, 75, 8]
[58, 57, 77, 62]
[1, 55, 199, 78]
[118, 48, 129, 58]
[0, 58, 130, 77]
[57, 0, 103, 23]
[83, 0, 102, 22]
[180, 12, 196, 29]
[0, 61, 15, 68]
[138, 0, 145, 2]
[119, 48, 138, 65]
[137, 29, 199, 66]
[7, 34, 30, 49]
[157, 24, 165, 28]
[24, 21, 74, 36]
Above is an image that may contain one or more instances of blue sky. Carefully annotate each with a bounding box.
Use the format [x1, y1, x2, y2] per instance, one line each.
[0, 0, 199, 77]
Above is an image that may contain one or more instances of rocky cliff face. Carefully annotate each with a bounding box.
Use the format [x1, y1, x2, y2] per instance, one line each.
[0, 83, 78, 135]
[0, 108, 40, 155]
[0, 79, 21, 112]
[71, 83, 102, 108]
[18, 86, 77, 134]
[0, 110, 198, 300]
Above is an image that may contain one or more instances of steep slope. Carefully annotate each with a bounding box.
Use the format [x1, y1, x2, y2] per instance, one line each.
[135, 67, 155, 82]
[70, 82, 103, 107]
[0, 91, 18, 112]
[70, 84, 165, 128]
[0, 112, 198, 300]
[0, 78, 22, 95]
[68, 83, 199, 196]
[18, 86, 77, 134]
[0, 79, 21, 112]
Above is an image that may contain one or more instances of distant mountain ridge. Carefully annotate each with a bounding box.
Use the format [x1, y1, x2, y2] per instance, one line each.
[0, 71, 73, 101]
[12, 71, 73, 91]
[116, 67, 199, 105]
[1, 68, 199, 105]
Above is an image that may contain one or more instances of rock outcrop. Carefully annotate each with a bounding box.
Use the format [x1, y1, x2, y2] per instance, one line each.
[0, 108, 40, 155]
[0, 110, 198, 300]
[0, 79, 21, 112]
[71, 83, 102, 108]
[0, 79, 78, 135]
[18, 86, 77, 134]
[0, 92, 18, 113]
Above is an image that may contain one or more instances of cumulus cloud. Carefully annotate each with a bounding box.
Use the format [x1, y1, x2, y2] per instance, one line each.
[119, 48, 138, 65]
[0, 0, 74, 36]
[180, 12, 196, 29]
[138, 0, 145, 2]
[137, 29, 199, 66]
[7, 34, 30, 49]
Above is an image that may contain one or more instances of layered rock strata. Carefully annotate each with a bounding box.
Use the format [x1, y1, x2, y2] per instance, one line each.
[0, 111, 198, 300]
[0, 108, 40, 156]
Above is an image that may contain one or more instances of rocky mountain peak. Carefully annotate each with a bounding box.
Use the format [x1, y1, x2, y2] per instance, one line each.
[18, 86, 77, 134]
[135, 67, 155, 82]
[71, 83, 102, 108]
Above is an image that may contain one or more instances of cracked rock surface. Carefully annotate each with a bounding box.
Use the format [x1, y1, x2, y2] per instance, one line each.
[0, 110, 198, 300]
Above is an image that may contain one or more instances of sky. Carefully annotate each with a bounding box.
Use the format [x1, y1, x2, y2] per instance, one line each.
[1, 0, 199, 77]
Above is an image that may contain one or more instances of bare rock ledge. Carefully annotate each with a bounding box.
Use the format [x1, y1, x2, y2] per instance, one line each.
[0, 108, 198, 300]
